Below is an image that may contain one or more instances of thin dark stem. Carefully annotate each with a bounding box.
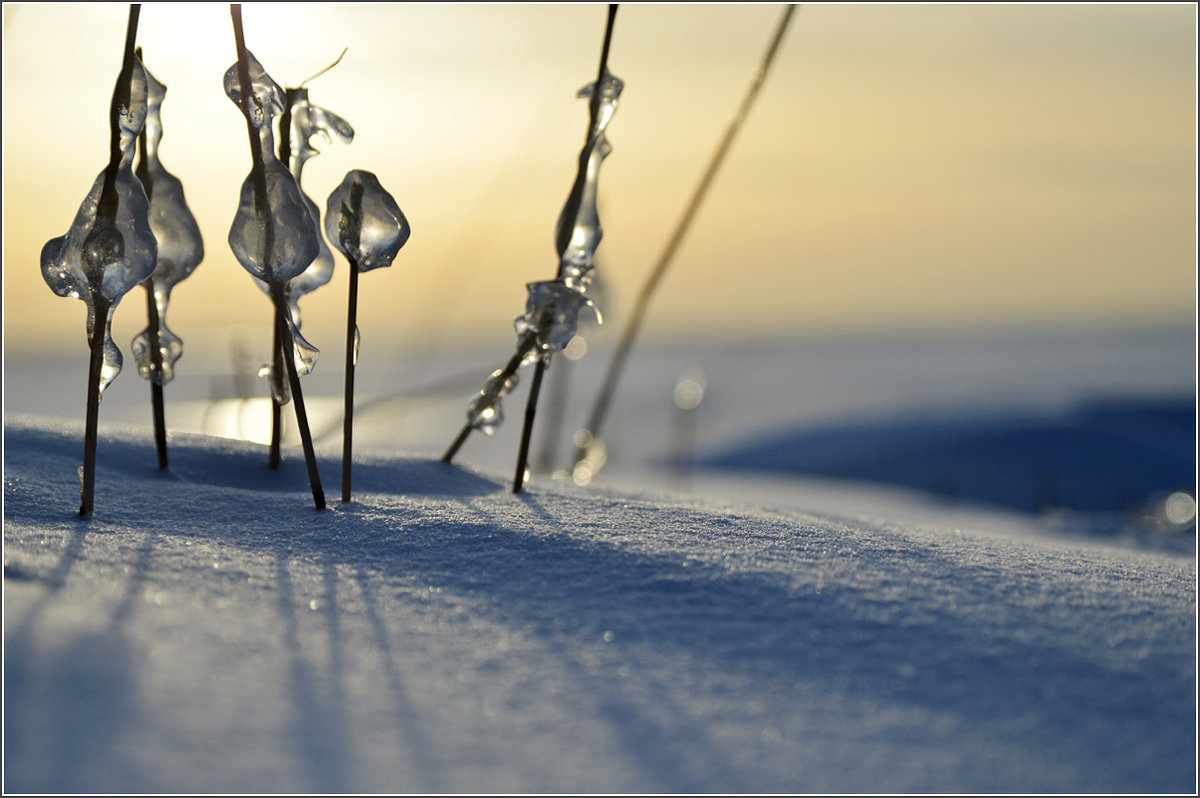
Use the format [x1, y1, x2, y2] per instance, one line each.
[513, 357, 547, 493]
[80, 298, 111, 517]
[341, 263, 359, 502]
[279, 89, 294, 165]
[593, 5, 618, 113]
[145, 286, 169, 469]
[275, 295, 326, 510]
[574, 4, 796, 471]
[442, 423, 472, 464]
[269, 313, 283, 468]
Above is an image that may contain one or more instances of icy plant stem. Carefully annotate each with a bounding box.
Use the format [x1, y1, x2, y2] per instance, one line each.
[144, 286, 169, 469]
[510, 4, 616, 487]
[513, 357, 547, 493]
[230, 5, 269, 218]
[269, 89, 296, 470]
[135, 94, 168, 471]
[231, 6, 322, 509]
[341, 262, 359, 502]
[269, 312, 284, 469]
[573, 4, 796, 473]
[442, 331, 537, 464]
[274, 293, 326, 510]
[80, 5, 142, 516]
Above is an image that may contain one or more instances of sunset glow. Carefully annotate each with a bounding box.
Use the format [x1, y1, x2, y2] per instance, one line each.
[4, 3, 1195, 361]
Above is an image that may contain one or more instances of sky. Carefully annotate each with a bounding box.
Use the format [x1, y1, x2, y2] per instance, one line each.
[3, 3, 1196, 363]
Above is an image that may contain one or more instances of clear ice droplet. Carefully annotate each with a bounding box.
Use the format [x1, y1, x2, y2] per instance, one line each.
[325, 170, 410, 272]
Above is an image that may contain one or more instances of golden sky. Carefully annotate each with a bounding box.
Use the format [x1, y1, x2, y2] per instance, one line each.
[3, 3, 1196, 362]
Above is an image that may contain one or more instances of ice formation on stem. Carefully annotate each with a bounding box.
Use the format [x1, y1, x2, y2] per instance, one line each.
[325, 170, 409, 274]
[41, 55, 157, 400]
[325, 169, 411, 501]
[257, 87, 354, 329]
[224, 49, 321, 387]
[228, 3, 325, 510]
[443, 4, 621, 493]
[572, 4, 797, 482]
[131, 59, 204, 386]
[41, 4, 154, 515]
[555, 70, 623, 291]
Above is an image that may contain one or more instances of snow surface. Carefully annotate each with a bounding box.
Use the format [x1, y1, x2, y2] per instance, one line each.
[4, 329, 1197, 793]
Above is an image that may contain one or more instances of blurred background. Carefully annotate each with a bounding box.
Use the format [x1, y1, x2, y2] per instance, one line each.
[3, 4, 1196, 546]
[4, 3, 1195, 355]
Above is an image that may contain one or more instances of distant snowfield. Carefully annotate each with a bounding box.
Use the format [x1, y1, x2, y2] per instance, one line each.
[4, 328, 1197, 792]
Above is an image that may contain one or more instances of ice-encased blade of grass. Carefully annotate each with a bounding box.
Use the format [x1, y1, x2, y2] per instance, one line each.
[325, 169, 411, 502]
[40, 5, 156, 516]
[227, 4, 324, 510]
[132, 52, 206, 469]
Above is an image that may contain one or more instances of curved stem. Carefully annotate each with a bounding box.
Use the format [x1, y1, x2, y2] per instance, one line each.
[574, 4, 797, 471]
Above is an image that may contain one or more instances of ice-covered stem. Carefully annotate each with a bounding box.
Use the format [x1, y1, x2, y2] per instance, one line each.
[143, 283, 168, 468]
[132, 53, 204, 397]
[275, 290, 326, 510]
[324, 171, 410, 502]
[340, 180, 363, 502]
[229, 5, 325, 509]
[266, 85, 354, 466]
[443, 5, 618, 476]
[134, 47, 167, 469]
[572, 4, 797, 477]
[230, 6, 270, 238]
[267, 90, 293, 470]
[81, 4, 142, 515]
[511, 4, 618, 492]
[442, 330, 539, 463]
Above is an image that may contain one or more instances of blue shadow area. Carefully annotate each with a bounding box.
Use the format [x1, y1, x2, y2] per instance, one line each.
[700, 395, 1196, 515]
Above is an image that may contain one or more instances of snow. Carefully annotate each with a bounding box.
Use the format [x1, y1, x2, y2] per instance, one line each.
[3, 328, 1197, 793]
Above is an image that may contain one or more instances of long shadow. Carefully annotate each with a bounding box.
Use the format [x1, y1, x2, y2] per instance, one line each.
[5, 421, 1196, 792]
[353, 564, 448, 793]
[273, 554, 352, 793]
[4, 524, 159, 793]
